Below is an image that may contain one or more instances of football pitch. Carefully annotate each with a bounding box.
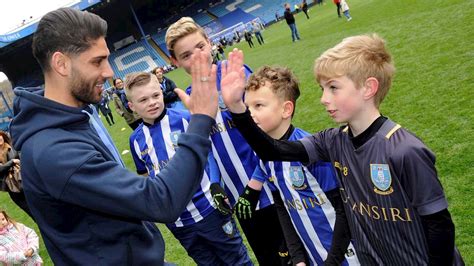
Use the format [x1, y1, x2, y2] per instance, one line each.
[1, 0, 472, 264]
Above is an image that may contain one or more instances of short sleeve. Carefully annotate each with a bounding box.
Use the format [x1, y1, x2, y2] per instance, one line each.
[391, 143, 448, 216]
[309, 161, 339, 193]
[251, 161, 268, 183]
[299, 129, 333, 165]
[207, 150, 221, 184]
[129, 134, 148, 175]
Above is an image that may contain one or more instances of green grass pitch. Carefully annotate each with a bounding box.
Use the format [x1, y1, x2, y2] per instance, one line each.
[1, 0, 472, 264]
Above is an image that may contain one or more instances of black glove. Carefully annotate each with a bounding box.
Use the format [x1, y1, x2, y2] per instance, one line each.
[210, 183, 232, 215]
[234, 185, 260, 220]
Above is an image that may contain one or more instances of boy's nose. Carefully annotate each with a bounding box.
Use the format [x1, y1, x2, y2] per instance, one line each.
[320, 91, 330, 106]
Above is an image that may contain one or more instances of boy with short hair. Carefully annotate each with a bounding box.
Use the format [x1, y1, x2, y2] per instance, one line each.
[167, 17, 291, 265]
[232, 65, 359, 265]
[126, 71, 251, 266]
[221, 35, 463, 265]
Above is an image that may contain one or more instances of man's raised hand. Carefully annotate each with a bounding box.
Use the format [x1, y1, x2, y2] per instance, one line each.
[175, 49, 218, 118]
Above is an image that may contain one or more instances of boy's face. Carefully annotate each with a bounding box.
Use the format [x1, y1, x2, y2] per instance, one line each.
[128, 77, 165, 124]
[245, 84, 290, 138]
[171, 31, 212, 75]
[319, 75, 366, 124]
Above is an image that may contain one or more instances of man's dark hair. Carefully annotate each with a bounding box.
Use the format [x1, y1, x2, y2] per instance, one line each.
[32, 7, 108, 72]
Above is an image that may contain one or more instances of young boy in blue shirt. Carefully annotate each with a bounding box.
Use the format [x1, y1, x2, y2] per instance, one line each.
[125, 71, 251, 265]
[221, 36, 464, 265]
[232, 65, 359, 265]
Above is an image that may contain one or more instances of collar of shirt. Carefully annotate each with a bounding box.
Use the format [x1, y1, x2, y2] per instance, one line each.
[279, 124, 295, 141]
[348, 115, 388, 149]
[143, 108, 168, 127]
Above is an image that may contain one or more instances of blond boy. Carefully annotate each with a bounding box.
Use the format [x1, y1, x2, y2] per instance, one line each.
[167, 17, 291, 265]
[221, 35, 463, 265]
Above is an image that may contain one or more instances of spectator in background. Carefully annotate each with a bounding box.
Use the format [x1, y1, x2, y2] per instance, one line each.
[302, 0, 310, 19]
[112, 78, 142, 129]
[98, 91, 115, 126]
[341, 0, 352, 21]
[0, 131, 33, 220]
[244, 30, 254, 48]
[211, 43, 220, 62]
[152, 67, 185, 110]
[0, 210, 43, 265]
[217, 43, 226, 59]
[333, 0, 342, 18]
[284, 3, 301, 42]
[252, 21, 264, 45]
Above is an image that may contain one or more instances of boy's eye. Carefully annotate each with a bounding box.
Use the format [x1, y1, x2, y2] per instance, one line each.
[139, 98, 146, 103]
[329, 85, 337, 90]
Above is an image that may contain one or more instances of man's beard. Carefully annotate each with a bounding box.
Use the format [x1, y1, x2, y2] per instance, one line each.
[70, 70, 102, 105]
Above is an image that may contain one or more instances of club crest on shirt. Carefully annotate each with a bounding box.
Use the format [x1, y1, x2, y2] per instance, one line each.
[289, 166, 307, 190]
[345, 248, 356, 257]
[170, 131, 181, 150]
[222, 221, 234, 237]
[218, 91, 228, 111]
[370, 164, 393, 195]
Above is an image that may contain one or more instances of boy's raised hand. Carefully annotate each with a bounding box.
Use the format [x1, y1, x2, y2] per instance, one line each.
[175, 49, 218, 118]
[220, 48, 247, 114]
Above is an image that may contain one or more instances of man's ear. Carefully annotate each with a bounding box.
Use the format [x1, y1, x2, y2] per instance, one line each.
[282, 100, 294, 119]
[50, 51, 70, 77]
[363, 77, 379, 100]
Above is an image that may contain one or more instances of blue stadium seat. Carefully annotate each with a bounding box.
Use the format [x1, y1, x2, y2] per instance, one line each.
[151, 32, 171, 56]
[228, 0, 304, 25]
[108, 40, 168, 79]
[192, 12, 214, 26]
[207, 5, 231, 17]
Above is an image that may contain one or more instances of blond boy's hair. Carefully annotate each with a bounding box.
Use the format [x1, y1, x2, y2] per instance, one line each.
[166, 17, 208, 59]
[314, 34, 395, 107]
[124, 72, 154, 99]
[246, 66, 300, 116]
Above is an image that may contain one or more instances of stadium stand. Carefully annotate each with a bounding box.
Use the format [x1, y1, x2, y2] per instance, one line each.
[150, 31, 170, 56]
[207, 2, 233, 17]
[192, 12, 214, 26]
[108, 39, 168, 79]
[0, 0, 306, 92]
